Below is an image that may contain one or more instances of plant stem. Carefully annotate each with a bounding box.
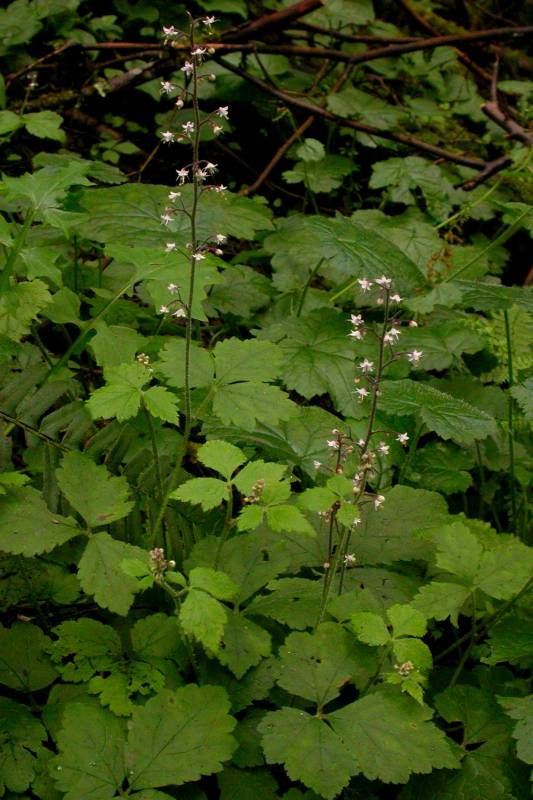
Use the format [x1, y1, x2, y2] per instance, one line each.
[142, 401, 163, 504]
[0, 211, 34, 294]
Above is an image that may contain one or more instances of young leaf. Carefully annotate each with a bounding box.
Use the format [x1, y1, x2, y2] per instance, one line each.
[179, 590, 228, 652]
[171, 477, 228, 511]
[57, 451, 134, 528]
[77, 532, 148, 616]
[0, 486, 79, 556]
[189, 567, 239, 601]
[125, 686, 236, 789]
[86, 362, 147, 422]
[51, 703, 127, 800]
[197, 440, 247, 481]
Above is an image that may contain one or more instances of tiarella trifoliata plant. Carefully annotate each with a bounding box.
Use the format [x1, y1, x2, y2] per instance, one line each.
[0, 3, 532, 800]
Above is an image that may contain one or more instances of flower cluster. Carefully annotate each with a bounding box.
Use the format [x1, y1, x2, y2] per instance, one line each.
[149, 547, 176, 582]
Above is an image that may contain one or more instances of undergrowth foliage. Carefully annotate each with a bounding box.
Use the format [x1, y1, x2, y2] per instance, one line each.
[0, 1, 532, 799]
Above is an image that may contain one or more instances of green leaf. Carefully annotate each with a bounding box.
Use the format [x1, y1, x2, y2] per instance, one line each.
[328, 87, 404, 130]
[3, 163, 92, 221]
[484, 612, 533, 665]
[189, 567, 239, 601]
[264, 214, 425, 293]
[0, 109, 22, 134]
[23, 110, 65, 142]
[0, 279, 52, 342]
[276, 623, 377, 705]
[179, 589, 228, 652]
[350, 612, 390, 646]
[130, 613, 182, 660]
[172, 477, 228, 510]
[89, 322, 144, 368]
[246, 577, 321, 630]
[125, 686, 236, 789]
[388, 604, 427, 638]
[0, 487, 79, 556]
[77, 532, 147, 616]
[295, 138, 325, 161]
[380, 380, 497, 444]
[197, 440, 247, 480]
[411, 582, 471, 624]
[142, 385, 180, 424]
[511, 377, 533, 421]
[48, 618, 122, 682]
[330, 690, 458, 782]
[218, 767, 278, 800]
[157, 338, 214, 389]
[369, 156, 462, 219]
[499, 695, 533, 771]
[259, 310, 355, 413]
[259, 707, 356, 800]
[217, 614, 272, 678]
[283, 155, 355, 193]
[0, 698, 47, 796]
[233, 460, 287, 496]
[408, 442, 474, 494]
[86, 362, 147, 421]
[0, 623, 57, 691]
[57, 451, 133, 528]
[51, 703, 126, 800]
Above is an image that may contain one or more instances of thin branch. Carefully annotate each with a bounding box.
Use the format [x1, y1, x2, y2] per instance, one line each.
[482, 102, 533, 145]
[294, 22, 421, 44]
[220, 0, 324, 42]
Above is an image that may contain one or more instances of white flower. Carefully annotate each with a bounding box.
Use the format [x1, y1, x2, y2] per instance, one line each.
[203, 15, 217, 26]
[359, 359, 374, 373]
[215, 233, 227, 244]
[375, 275, 392, 287]
[182, 121, 194, 135]
[215, 184, 227, 193]
[349, 328, 364, 340]
[383, 327, 401, 344]
[313, 460, 321, 469]
[167, 282, 179, 293]
[377, 441, 390, 455]
[327, 440, 340, 449]
[397, 432, 409, 445]
[160, 130, 174, 143]
[344, 553, 357, 567]
[350, 314, 363, 326]
[168, 190, 181, 201]
[357, 278, 373, 292]
[204, 161, 217, 174]
[172, 307, 186, 318]
[163, 25, 179, 37]
[358, 438, 366, 448]
[159, 305, 169, 314]
[374, 494, 385, 509]
[160, 212, 173, 225]
[192, 252, 206, 261]
[409, 320, 418, 327]
[181, 61, 194, 75]
[165, 242, 177, 253]
[191, 47, 207, 57]
[216, 106, 229, 119]
[407, 349, 423, 365]
[212, 124, 223, 135]
[176, 167, 189, 183]
[196, 168, 208, 180]
[214, 248, 223, 256]
[390, 293, 402, 303]
[175, 97, 184, 109]
[356, 387, 369, 399]
[160, 81, 174, 94]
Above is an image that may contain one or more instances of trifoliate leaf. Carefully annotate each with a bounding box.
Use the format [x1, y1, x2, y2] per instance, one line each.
[125, 686, 236, 789]
[0, 698, 47, 796]
[330, 690, 458, 783]
[57, 451, 133, 528]
[171, 477, 228, 510]
[0, 623, 57, 691]
[51, 703, 126, 800]
[276, 623, 376, 705]
[77, 532, 147, 616]
[0, 487, 79, 556]
[217, 614, 271, 678]
[197, 440, 247, 480]
[380, 379, 497, 444]
[179, 590, 227, 652]
[259, 707, 356, 800]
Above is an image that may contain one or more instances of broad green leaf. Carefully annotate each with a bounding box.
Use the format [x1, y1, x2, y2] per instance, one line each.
[213, 338, 282, 383]
[212, 380, 296, 430]
[246, 577, 322, 630]
[142, 385, 180, 424]
[189, 567, 239, 601]
[350, 612, 390, 646]
[0, 623, 57, 691]
[130, 613, 182, 660]
[86, 362, 147, 422]
[499, 695, 533, 771]
[276, 623, 376, 705]
[283, 155, 355, 193]
[179, 589, 227, 652]
[172, 477, 228, 510]
[330, 690, 458, 783]
[295, 138, 325, 161]
[42, 287, 81, 324]
[57, 451, 133, 528]
[484, 612, 533, 665]
[217, 614, 271, 678]
[0, 698, 47, 796]
[369, 156, 462, 219]
[435, 686, 509, 746]
[77, 532, 147, 616]
[218, 767, 278, 800]
[327, 87, 404, 130]
[125, 686, 236, 789]
[412, 582, 471, 623]
[380, 380, 497, 444]
[453, 280, 533, 313]
[90, 322, 144, 368]
[0, 487, 79, 556]
[407, 442, 474, 494]
[3, 163, 92, 222]
[232, 460, 287, 496]
[259, 310, 355, 413]
[23, 110, 65, 142]
[51, 703, 126, 800]
[48, 618, 122, 682]
[511, 377, 533, 421]
[197, 440, 247, 480]
[264, 214, 425, 293]
[259, 708, 356, 800]
[388, 604, 427, 638]
[399, 321, 483, 371]
[157, 338, 214, 388]
[266, 504, 315, 535]
[0, 109, 21, 134]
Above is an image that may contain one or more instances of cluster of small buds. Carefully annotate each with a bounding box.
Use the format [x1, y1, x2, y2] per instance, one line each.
[149, 547, 176, 582]
[394, 660, 415, 677]
[137, 352, 151, 367]
[243, 479, 265, 505]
